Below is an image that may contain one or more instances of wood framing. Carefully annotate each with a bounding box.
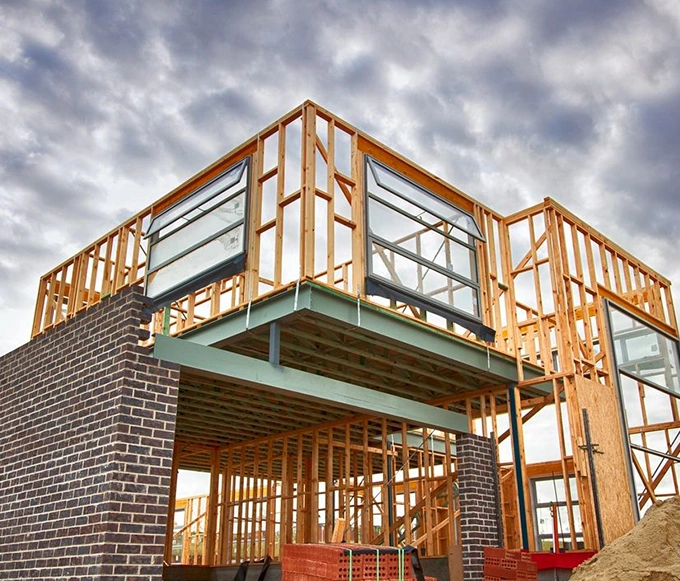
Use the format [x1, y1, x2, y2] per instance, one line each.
[166, 415, 461, 565]
[30, 100, 680, 562]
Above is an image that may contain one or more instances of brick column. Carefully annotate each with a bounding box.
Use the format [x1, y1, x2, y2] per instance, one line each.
[0, 287, 180, 580]
[457, 433, 502, 581]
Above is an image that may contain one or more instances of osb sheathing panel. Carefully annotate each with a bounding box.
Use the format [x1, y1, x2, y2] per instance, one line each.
[576, 375, 636, 544]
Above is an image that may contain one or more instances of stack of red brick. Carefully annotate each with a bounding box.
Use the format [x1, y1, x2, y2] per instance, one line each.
[282, 544, 436, 581]
[483, 548, 537, 581]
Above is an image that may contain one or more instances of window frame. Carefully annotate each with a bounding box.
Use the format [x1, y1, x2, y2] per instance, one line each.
[144, 157, 250, 308]
[530, 474, 584, 551]
[364, 155, 494, 341]
[606, 300, 680, 399]
[604, 299, 680, 519]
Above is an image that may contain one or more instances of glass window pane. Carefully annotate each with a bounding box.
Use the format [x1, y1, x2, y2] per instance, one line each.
[369, 174, 478, 246]
[535, 478, 566, 504]
[370, 242, 478, 316]
[535, 506, 554, 537]
[368, 176, 444, 231]
[620, 374, 644, 426]
[424, 229, 475, 281]
[145, 158, 249, 304]
[147, 160, 246, 236]
[429, 283, 477, 317]
[149, 193, 245, 270]
[369, 199, 476, 281]
[609, 306, 680, 395]
[643, 384, 675, 424]
[368, 197, 426, 247]
[160, 186, 246, 238]
[147, 225, 244, 299]
[532, 476, 582, 551]
[369, 159, 483, 239]
[365, 156, 486, 328]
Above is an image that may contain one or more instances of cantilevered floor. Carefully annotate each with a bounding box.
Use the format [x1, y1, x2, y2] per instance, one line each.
[153, 282, 548, 470]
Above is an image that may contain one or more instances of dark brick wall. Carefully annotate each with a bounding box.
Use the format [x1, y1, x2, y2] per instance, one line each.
[457, 433, 502, 581]
[0, 287, 180, 580]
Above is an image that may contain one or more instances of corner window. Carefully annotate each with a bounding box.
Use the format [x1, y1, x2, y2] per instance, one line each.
[365, 156, 494, 341]
[145, 158, 249, 306]
[605, 301, 680, 515]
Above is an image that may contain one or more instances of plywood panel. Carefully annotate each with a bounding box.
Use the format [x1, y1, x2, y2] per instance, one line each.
[575, 375, 636, 543]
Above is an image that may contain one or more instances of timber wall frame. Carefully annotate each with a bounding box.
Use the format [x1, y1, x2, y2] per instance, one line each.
[31, 100, 680, 556]
[165, 419, 463, 566]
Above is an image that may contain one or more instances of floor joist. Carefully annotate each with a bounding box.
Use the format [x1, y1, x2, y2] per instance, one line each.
[179, 281, 549, 393]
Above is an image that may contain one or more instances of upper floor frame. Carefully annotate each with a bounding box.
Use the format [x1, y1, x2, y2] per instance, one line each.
[31, 100, 677, 387]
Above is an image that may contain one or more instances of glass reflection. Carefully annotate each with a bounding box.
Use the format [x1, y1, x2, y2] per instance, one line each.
[371, 242, 478, 316]
[150, 193, 245, 270]
[366, 156, 484, 324]
[147, 160, 246, 236]
[145, 158, 248, 302]
[369, 159, 483, 239]
[610, 306, 680, 395]
[147, 226, 244, 298]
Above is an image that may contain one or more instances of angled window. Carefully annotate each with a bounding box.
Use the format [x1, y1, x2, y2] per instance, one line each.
[604, 300, 680, 517]
[607, 303, 680, 397]
[365, 156, 494, 341]
[145, 158, 249, 307]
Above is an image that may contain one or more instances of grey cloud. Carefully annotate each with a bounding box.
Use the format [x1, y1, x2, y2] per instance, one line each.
[634, 95, 680, 164]
[600, 92, 680, 241]
[470, 58, 597, 149]
[2, 0, 680, 355]
[183, 89, 260, 136]
[531, 0, 638, 42]
[537, 106, 594, 147]
[78, 1, 149, 63]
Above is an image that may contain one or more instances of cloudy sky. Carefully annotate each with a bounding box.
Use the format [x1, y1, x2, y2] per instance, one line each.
[1, 0, 680, 357]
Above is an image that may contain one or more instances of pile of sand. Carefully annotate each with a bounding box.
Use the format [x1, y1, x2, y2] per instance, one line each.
[570, 495, 680, 581]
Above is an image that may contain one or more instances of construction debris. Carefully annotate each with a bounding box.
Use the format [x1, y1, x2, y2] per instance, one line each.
[570, 496, 680, 581]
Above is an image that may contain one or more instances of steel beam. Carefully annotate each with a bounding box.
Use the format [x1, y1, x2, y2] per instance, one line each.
[154, 334, 470, 433]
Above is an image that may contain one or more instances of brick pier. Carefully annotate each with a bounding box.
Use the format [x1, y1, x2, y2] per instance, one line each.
[0, 288, 180, 580]
[457, 433, 502, 581]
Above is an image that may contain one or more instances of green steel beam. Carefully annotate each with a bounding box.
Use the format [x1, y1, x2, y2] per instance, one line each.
[154, 334, 470, 433]
[509, 385, 530, 550]
[373, 431, 457, 455]
[182, 284, 312, 346]
[180, 282, 546, 389]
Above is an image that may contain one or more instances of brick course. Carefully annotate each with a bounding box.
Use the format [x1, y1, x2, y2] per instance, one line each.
[457, 433, 502, 581]
[0, 287, 180, 580]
